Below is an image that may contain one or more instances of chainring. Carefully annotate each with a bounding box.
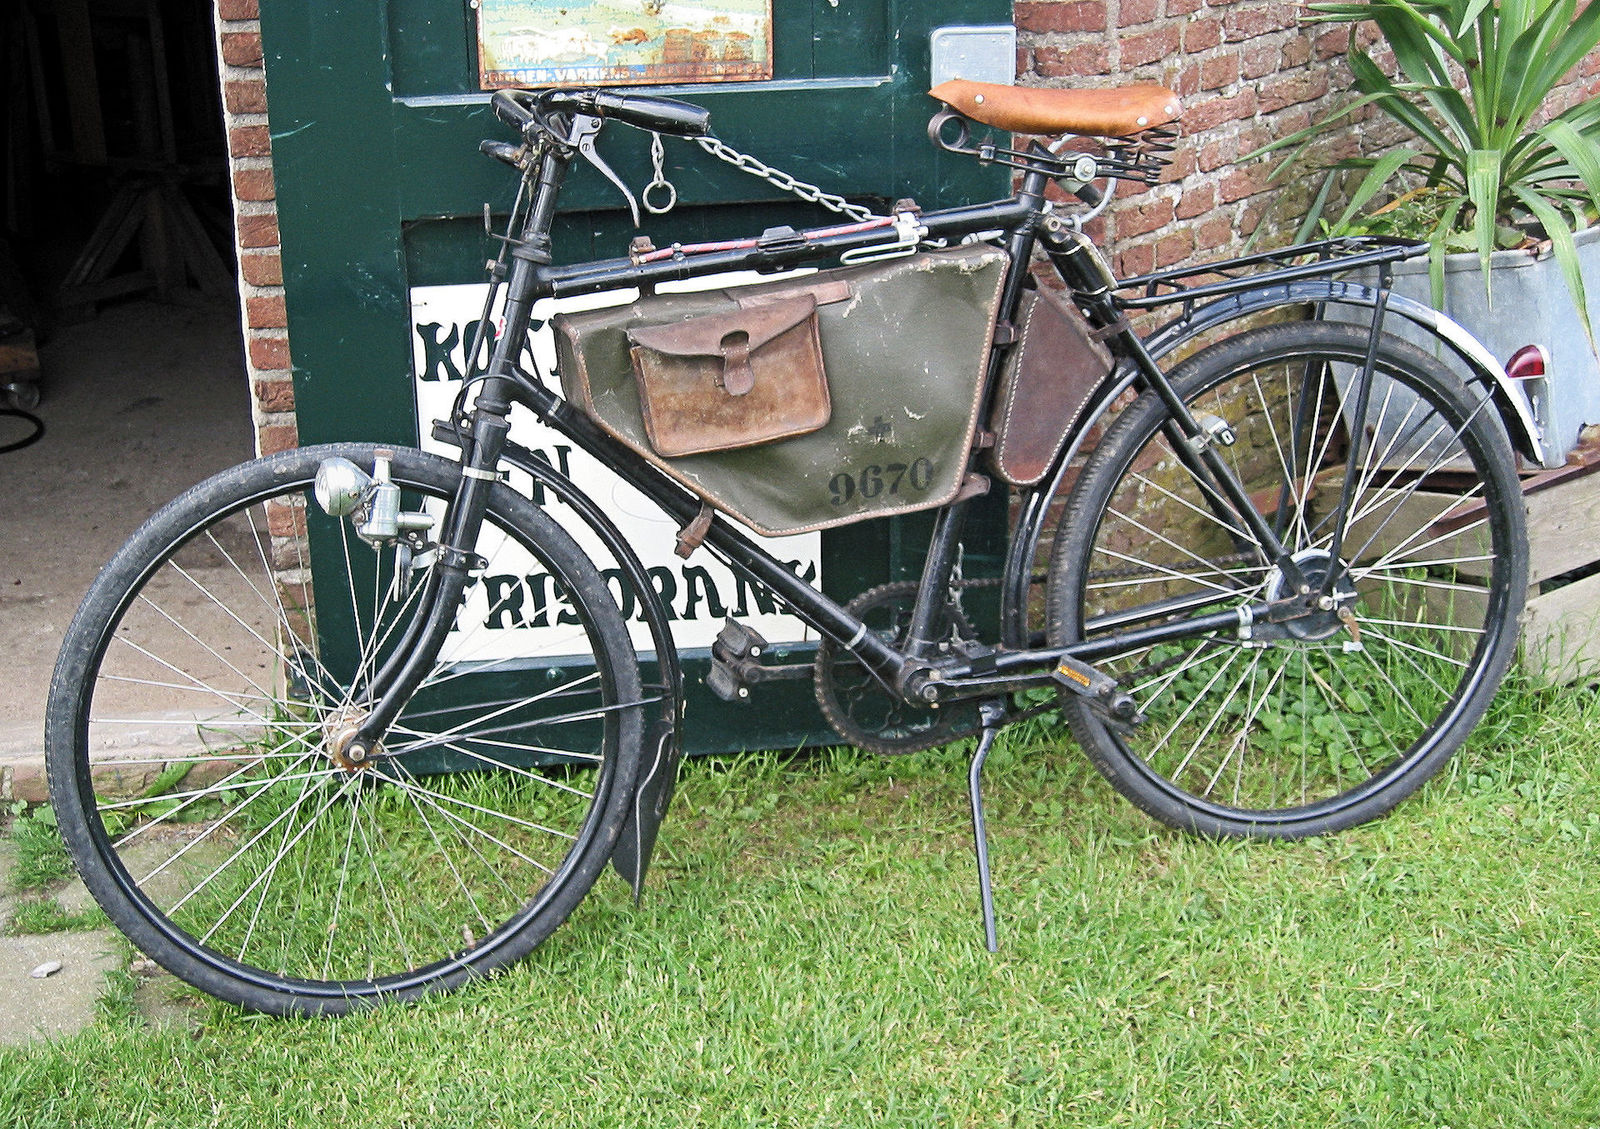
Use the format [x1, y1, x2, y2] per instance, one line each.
[812, 581, 979, 755]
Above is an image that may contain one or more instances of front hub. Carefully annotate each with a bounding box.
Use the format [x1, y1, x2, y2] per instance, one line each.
[323, 708, 383, 772]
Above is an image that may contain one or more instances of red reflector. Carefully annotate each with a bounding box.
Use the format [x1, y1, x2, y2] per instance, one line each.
[1505, 344, 1549, 380]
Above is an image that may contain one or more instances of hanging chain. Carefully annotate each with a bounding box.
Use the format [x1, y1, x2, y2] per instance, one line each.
[690, 134, 883, 223]
[642, 132, 677, 215]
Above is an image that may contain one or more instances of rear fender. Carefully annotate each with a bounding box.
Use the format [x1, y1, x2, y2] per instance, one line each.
[1001, 280, 1548, 647]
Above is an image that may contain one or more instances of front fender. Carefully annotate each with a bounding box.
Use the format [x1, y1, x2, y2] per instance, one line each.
[439, 428, 684, 899]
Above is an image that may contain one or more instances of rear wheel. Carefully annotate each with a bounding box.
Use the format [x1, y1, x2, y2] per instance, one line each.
[1047, 322, 1526, 837]
[46, 444, 643, 1014]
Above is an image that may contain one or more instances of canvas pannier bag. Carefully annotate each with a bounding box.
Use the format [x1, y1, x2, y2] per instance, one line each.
[553, 244, 1010, 536]
[626, 291, 830, 457]
[986, 284, 1114, 487]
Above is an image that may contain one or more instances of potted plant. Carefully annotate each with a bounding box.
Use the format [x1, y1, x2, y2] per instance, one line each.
[1261, 0, 1600, 461]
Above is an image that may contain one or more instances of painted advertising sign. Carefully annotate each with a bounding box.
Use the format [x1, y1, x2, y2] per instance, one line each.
[477, 0, 774, 89]
[410, 280, 821, 662]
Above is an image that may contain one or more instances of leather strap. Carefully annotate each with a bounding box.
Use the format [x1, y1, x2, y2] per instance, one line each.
[720, 334, 755, 395]
[675, 502, 716, 558]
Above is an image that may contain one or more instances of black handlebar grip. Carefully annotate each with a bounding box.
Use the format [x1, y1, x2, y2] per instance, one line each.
[479, 140, 522, 166]
[490, 89, 537, 132]
[591, 91, 710, 137]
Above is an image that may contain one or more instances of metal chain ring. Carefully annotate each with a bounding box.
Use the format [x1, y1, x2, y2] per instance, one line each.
[813, 581, 979, 756]
[693, 134, 882, 224]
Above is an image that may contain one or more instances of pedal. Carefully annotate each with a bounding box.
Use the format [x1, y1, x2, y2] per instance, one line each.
[1052, 655, 1144, 732]
[712, 618, 768, 665]
[707, 619, 769, 701]
[1084, 692, 1146, 735]
[706, 619, 809, 702]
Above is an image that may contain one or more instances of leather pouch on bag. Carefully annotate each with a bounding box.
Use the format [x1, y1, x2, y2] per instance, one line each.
[552, 244, 1009, 536]
[626, 293, 830, 457]
[988, 285, 1114, 486]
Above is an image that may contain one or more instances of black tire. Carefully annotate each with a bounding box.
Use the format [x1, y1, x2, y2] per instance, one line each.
[1047, 322, 1527, 837]
[46, 444, 643, 1015]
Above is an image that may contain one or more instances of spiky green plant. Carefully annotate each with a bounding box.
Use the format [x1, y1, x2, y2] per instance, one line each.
[1262, 0, 1600, 328]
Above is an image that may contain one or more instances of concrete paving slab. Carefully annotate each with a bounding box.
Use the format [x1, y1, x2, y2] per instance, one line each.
[0, 839, 17, 931]
[0, 837, 15, 893]
[55, 877, 93, 916]
[130, 960, 202, 1032]
[0, 929, 121, 1046]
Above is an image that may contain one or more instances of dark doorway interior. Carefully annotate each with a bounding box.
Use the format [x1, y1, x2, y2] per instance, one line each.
[1, 0, 254, 751]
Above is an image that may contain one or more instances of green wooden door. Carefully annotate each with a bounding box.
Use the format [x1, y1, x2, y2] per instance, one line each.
[258, 0, 1014, 752]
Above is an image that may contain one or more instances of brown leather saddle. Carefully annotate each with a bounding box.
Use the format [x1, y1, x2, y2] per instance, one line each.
[929, 79, 1180, 138]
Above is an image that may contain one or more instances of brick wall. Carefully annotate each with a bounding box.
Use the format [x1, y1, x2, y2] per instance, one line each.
[1017, 0, 1364, 277]
[1016, 0, 1600, 280]
[214, 0, 296, 457]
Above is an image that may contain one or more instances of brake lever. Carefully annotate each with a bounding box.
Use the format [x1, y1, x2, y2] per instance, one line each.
[568, 114, 641, 228]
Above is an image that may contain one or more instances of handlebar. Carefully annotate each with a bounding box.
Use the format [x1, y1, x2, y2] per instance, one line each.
[490, 88, 710, 138]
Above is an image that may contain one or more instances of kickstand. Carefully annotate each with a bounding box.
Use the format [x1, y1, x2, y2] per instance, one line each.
[967, 699, 1008, 953]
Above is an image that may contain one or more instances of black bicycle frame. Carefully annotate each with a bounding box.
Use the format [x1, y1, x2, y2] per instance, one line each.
[346, 132, 1358, 753]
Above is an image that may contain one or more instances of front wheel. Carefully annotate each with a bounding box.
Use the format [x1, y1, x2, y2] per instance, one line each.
[46, 444, 644, 1015]
[1047, 322, 1527, 838]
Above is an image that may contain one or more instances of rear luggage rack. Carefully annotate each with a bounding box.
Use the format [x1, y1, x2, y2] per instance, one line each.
[1114, 236, 1427, 311]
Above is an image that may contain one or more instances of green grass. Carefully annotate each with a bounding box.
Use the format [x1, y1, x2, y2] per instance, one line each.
[2, 672, 1598, 1127]
[4, 898, 107, 936]
[5, 803, 73, 890]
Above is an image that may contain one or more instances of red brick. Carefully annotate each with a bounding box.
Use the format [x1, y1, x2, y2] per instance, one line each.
[232, 166, 275, 201]
[1220, 165, 1271, 203]
[225, 79, 268, 115]
[220, 31, 263, 67]
[257, 424, 299, 455]
[217, 0, 259, 19]
[1169, 0, 1205, 13]
[1176, 181, 1217, 219]
[1114, 241, 1156, 277]
[1015, 1, 1106, 33]
[1122, 0, 1163, 25]
[1157, 229, 1194, 267]
[228, 124, 271, 158]
[249, 334, 291, 371]
[1197, 136, 1238, 173]
[1183, 17, 1224, 52]
[1121, 25, 1181, 68]
[241, 251, 283, 287]
[1239, 198, 1272, 237]
[1185, 89, 1257, 132]
[1280, 36, 1313, 68]
[1166, 146, 1197, 180]
[254, 377, 296, 413]
[1241, 41, 1280, 79]
[1197, 215, 1238, 249]
[1315, 28, 1348, 59]
[236, 212, 280, 249]
[1259, 70, 1330, 113]
[1034, 43, 1111, 78]
[1118, 195, 1176, 237]
[246, 294, 287, 328]
[8, 761, 48, 804]
[1224, 5, 1299, 41]
[1199, 52, 1240, 91]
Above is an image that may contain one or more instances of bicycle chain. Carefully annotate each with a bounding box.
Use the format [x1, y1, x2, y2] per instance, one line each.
[692, 134, 882, 223]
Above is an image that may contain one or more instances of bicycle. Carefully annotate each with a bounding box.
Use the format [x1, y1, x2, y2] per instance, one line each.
[45, 80, 1534, 1015]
